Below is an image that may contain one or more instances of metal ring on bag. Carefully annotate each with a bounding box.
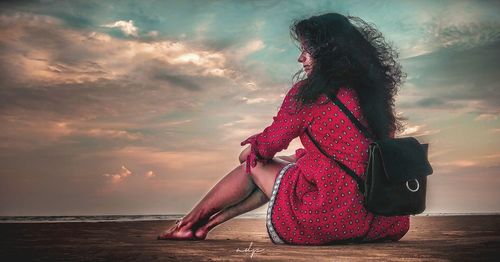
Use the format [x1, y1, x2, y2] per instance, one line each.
[406, 179, 419, 192]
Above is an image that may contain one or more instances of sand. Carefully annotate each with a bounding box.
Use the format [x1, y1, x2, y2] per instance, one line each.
[1, 215, 499, 261]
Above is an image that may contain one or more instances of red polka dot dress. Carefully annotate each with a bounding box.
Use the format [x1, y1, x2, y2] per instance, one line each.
[241, 81, 410, 245]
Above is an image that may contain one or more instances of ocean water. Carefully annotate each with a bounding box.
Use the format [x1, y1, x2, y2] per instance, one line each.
[0, 213, 267, 223]
[0, 212, 497, 223]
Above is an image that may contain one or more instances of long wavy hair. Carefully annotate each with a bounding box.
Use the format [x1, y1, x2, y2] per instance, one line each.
[290, 13, 407, 139]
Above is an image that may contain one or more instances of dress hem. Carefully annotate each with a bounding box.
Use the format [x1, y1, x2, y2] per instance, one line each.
[266, 162, 295, 244]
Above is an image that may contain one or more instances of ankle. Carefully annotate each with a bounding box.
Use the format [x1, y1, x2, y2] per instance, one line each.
[182, 211, 210, 229]
[177, 217, 194, 230]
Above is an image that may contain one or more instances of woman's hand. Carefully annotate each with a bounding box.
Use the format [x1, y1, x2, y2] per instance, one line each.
[239, 145, 251, 163]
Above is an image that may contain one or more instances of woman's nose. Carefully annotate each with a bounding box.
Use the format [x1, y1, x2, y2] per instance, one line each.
[298, 52, 305, 63]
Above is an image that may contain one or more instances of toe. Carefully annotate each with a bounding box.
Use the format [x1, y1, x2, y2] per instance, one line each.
[157, 226, 196, 240]
[194, 226, 207, 239]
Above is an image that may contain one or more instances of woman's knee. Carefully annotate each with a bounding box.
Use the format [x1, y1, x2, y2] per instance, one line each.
[250, 159, 286, 179]
[238, 160, 260, 173]
[241, 158, 288, 179]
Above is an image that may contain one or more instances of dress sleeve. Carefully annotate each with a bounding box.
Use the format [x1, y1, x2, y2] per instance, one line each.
[241, 81, 314, 173]
[294, 148, 307, 160]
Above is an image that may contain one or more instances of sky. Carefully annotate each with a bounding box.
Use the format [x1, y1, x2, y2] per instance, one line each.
[0, 0, 499, 216]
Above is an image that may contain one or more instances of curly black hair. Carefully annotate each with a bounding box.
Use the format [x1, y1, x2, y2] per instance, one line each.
[290, 13, 407, 139]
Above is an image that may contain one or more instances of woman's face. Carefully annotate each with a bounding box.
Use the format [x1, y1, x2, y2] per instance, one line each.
[298, 41, 314, 76]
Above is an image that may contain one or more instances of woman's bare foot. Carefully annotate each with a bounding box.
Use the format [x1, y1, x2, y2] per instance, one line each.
[193, 218, 213, 239]
[193, 220, 213, 239]
[193, 188, 270, 239]
[157, 219, 198, 240]
[193, 208, 231, 239]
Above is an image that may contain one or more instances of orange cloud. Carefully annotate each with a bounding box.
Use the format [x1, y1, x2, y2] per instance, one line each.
[0, 12, 236, 86]
[103, 165, 133, 183]
[145, 170, 156, 178]
[96, 146, 227, 171]
[474, 114, 498, 121]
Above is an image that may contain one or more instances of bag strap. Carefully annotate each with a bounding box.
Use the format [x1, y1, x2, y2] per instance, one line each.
[305, 128, 365, 193]
[325, 90, 376, 141]
[304, 90, 378, 194]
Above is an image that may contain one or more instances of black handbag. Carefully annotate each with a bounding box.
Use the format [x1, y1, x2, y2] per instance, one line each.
[305, 92, 433, 216]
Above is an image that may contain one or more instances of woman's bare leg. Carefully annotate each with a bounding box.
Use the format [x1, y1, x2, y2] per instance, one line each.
[194, 156, 292, 239]
[158, 161, 257, 239]
[193, 187, 269, 238]
[158, 156, 292, 240]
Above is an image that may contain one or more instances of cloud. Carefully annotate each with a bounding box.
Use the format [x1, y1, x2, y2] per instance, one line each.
[400, 40, 500, 118]
[430, 148, 500, 173]
[239, 96, 274, 104]
[432, 153, 500, 173]
[0, 12, 237, 87]
[0, 12, 261, 153]
[0, 110, 146, 153]
[103, 165, 132, 183]
[438, 160, 478, 168]
[162, 119, 192, 126]
[147, 30, 159, 37]
[398, 1, 500, 59]
[432, 22, 500, 50]
[220, 115, 266, 128]
[84, 128, 143, 141]
[0, 117, 74, 152]
[478, 153, 500, 160]
[218, 114, 271, 141]
[151, 71, 201, 91]
[244, 82, 259, 91]
[400, 2, 500, 121]
[101, 20, 138, 37]
[409, 20, 500, 58]
[100, 146, 226, 170]
[232, 39, 265, 61]
[399, 124, 441, 137]
[488, 128, 500, 133]
[474, 114, 498, 122]
[145, 170, 156, 178]
[415, 97, 446, 107]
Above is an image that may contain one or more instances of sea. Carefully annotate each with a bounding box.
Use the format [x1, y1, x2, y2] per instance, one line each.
[0, 213, 497, 223]
[0, 213, 267, 223]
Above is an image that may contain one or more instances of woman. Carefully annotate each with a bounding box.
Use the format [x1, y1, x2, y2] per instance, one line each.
[158, 12, 409, 245]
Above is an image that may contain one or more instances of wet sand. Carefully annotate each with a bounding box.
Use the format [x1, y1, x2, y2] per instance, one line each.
[1, 216, 499, 261]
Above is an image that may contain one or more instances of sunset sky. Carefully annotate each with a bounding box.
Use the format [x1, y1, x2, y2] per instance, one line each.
[0, 0, 499, 216]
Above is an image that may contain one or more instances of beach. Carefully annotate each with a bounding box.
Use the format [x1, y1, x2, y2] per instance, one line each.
[1, 215, 498, 261]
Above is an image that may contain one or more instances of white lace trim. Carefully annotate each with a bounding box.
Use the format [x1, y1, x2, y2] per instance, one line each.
[266, 162, 295, 244]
